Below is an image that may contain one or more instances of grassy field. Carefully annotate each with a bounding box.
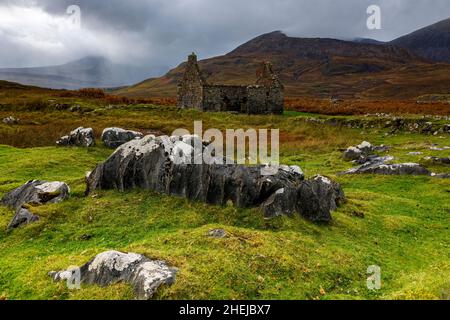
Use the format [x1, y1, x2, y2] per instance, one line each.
[0, 104, 449, 300]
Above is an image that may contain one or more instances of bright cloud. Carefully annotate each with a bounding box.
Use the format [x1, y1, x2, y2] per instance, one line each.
[0, 4, 151, 67]
[0, 0, 449, 71]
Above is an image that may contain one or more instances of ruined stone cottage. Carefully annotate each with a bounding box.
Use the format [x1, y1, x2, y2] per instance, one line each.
[177, 53, 284, 114]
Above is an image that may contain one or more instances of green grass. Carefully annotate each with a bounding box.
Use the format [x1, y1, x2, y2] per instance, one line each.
[0, 107, 449, 300]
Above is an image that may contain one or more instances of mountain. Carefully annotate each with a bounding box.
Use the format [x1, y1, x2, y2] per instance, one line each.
[5, 17, 447, 96]
[391, 18, 450, 63]
[115, 30, 450, 99]
[352, 38, 385, 45]
[0, 57, 152, 90]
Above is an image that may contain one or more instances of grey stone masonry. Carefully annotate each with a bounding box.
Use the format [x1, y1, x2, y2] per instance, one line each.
[177, 53, 284, 114]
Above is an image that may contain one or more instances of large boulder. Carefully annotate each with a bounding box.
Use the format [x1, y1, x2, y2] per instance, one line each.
[101, 127, 143, 148]
[7, 208, 39, 230]
[260, 183, 300, 219]
[57, 127, 95, 147]
[49, 251, 177, 300]
[297, 175, 345, 223]
[86, 135, 344, 222]
[1, 180, 70, 210]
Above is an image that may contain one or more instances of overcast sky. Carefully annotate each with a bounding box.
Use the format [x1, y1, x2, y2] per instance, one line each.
[0, 0, 449, 74]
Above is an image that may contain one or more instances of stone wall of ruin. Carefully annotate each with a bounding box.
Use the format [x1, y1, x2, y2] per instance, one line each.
[202, 85, 247, 112]
[256, 62, 284, 114]
[245, 86, 268, 114]
[176, 53, 284, 114]
[266, 86, 284, 114]
[177, 53, 204, 110]
[246, 85, 284, 115]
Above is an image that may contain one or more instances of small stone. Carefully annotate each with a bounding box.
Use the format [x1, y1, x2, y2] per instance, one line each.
[351, 210, 365, 218]
[2, 116, 19, 125]
[7, 208, 39, 230]
[69, 105, 82, 112]
[79, 234, 93, 241]
[208, 229, 227, 238]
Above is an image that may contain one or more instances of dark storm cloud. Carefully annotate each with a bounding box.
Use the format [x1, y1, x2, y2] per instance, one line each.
[0, 0, 449, 73]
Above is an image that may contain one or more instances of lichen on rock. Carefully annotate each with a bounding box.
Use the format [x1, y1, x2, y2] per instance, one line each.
[86, 134, 344, 222]
[57, 127, 95, 147]
[49, 251, 177, 300]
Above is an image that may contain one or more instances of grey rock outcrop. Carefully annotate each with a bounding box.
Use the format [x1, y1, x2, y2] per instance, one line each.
[1, 180, 70, 210]
[297, 175, 346, 222]
[304, 115, 450, 135]
[350, 162, 431, 175]
[432, 173, 450, 179]
[2, 180, 70, 230]
[86, 135, 344, 222]
[57, 127, 95, 147]
[424, 156, 450, 165]
[260, 184, 299, 218]
[356, 141, 374, 154]
[101, 127, 143, 148]
[343, 147, 363, 161]
[343, 141, 389, 162]
[341, 141, 434, 176]
[49, 251, 177, 300]
[444, 124, 450, 133]
[342, 155, 431, 176]
[7, 208, 39, 230]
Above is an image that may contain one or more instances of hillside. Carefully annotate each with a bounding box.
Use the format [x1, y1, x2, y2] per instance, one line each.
[115, 31, 450, 99]
[391, 18, 450, 63]
[1, 102, 449, 300]
[1, 76, 449, 301]
[0, 57, 151, 90]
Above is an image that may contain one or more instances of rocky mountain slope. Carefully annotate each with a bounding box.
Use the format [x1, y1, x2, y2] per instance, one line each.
[2, 18, 448, 97]
[391, 18, 450, 63]
[116, 29, 450, 99]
